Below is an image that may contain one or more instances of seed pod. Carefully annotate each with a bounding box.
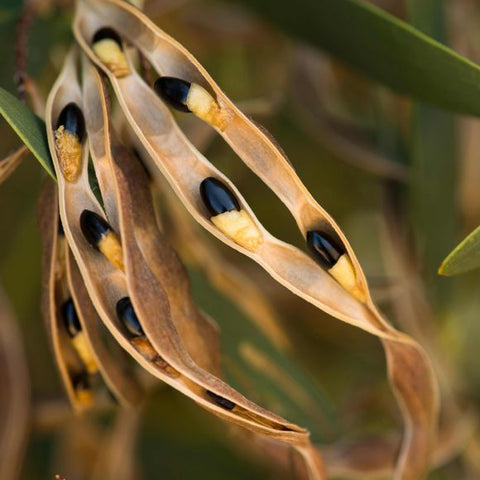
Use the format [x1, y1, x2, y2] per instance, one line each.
[116, 297, 144, 337]
[61, 299, 98, 374]
[154, 77, 227, 129]
[80, 210, 124, 270]
[92, 27, 130, 77]
[206, 390, 236, 411]
[54, 102, 84, 182]
[200, 177, 262, 251]
[307, 231, 361, 300]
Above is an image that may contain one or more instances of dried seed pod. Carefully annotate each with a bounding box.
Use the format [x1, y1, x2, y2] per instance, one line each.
[62, 299, 98, 374]
[116, 296, 144, 337]
[200, 177, 263, 251]
[51, 51, 321, 480]
[306, 230, 360, 300]
[154, 76, 227, 128]
[39, 178, 142, 410]
[80, 209, 124, 270]
[206, 390, 236, 411]
[92, 26, 131, 77]
[54, 102, 85, 182]
[73, 5, 438, 479]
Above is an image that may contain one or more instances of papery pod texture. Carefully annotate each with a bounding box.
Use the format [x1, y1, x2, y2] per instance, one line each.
[11, 0, 444, 479]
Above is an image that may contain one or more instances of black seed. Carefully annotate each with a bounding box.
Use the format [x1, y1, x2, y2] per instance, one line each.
[56, 102, 85, 141]
[154, 77, 191, 113]
[116, 297, 144, 337]
[80, 210, 110, 250]
[62, 299, 82, 338]
[58, 217, 65, 237]
[306, 231, 345, 270]
[72, 371, 90, 391]
[200, 177, 240, 216]
[206, 390, 236, 410]
[92, 26, 122, 47]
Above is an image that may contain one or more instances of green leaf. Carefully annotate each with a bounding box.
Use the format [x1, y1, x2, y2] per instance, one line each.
[439, 225, 480, 276]
[407, 1, 457, 302]
[236, 0, 480, 116]
[189, 268, 339, 442]
[0, 86, 55, 179]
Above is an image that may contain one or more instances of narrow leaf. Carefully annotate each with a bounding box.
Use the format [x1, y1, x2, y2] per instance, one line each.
[439, 225, 480, 276]
[0, 86, 55, 179]
[236, 0, 480, 115]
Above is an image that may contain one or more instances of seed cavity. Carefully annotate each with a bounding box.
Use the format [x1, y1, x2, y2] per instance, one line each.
[154, 77, 229, 129]
[80, 210, 124, 270]
[200, 177, 263, 251]
[92, 27, 131, 78]
[206, 390, 236, 411]
[116, 297, 144, 337]
[61, 299, 98, 374]
[54, 102, 84, 182]
[307, 230, 364, 301]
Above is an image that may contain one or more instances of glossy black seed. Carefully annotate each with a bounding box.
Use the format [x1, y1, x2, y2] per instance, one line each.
[200, 177, 240, 216]
[58, 217, 65, 237]
[116, 297, 144, 337]
[206, 390, 236, 410]
[72, 371, 90, 391]
[62, 299, 82, 338]
[154, 77, 191, 113]
[92, 26, 122, 47]
[80, 210, 110, 250]
[306, 231, 345, 270]
[56, 102, 85, 141]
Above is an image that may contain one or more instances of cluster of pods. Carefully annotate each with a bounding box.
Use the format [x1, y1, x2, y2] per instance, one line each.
[38, 1, 439, 479]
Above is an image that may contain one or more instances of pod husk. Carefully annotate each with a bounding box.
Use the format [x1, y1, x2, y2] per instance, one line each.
[46, 49, 325, 478]
[39, 178, 142, 409]
[73, 2, 439, 478]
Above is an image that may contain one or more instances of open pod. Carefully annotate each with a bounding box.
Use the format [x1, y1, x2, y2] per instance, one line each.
[72, 2, 439, 478]
[38, 179, 143, 410]
[45, 48, 325, 478]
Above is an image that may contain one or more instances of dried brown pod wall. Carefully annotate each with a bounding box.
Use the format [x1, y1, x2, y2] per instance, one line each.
[45, 49, 324, 478]
[71, 1, 439, 479]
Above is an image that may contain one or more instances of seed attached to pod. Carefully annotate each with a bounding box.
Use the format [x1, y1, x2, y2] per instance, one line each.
[307, 231, 364, 301]
[154, 77, 228, 129]
[72, 371, 94, 407]
[54, 102, 85, 182]
[200, 177, 263, 251]
[116, 297, 144, 337]
[80, 210, 124, 270]
[206, 390, 236, 411]
[61, 299, 98, 374]
[92, 27, 131, 78]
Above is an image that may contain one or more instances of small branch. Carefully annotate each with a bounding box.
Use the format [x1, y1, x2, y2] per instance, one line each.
[14, 1, 35, 103]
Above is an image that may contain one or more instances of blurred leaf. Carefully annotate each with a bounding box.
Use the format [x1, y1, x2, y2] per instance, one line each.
[408, 1, 457, 302]
[439, 225, 480, 276]
[0, 86, 55, 179]
[235, 0, 480, 115]
[189, 269, 339, 442]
